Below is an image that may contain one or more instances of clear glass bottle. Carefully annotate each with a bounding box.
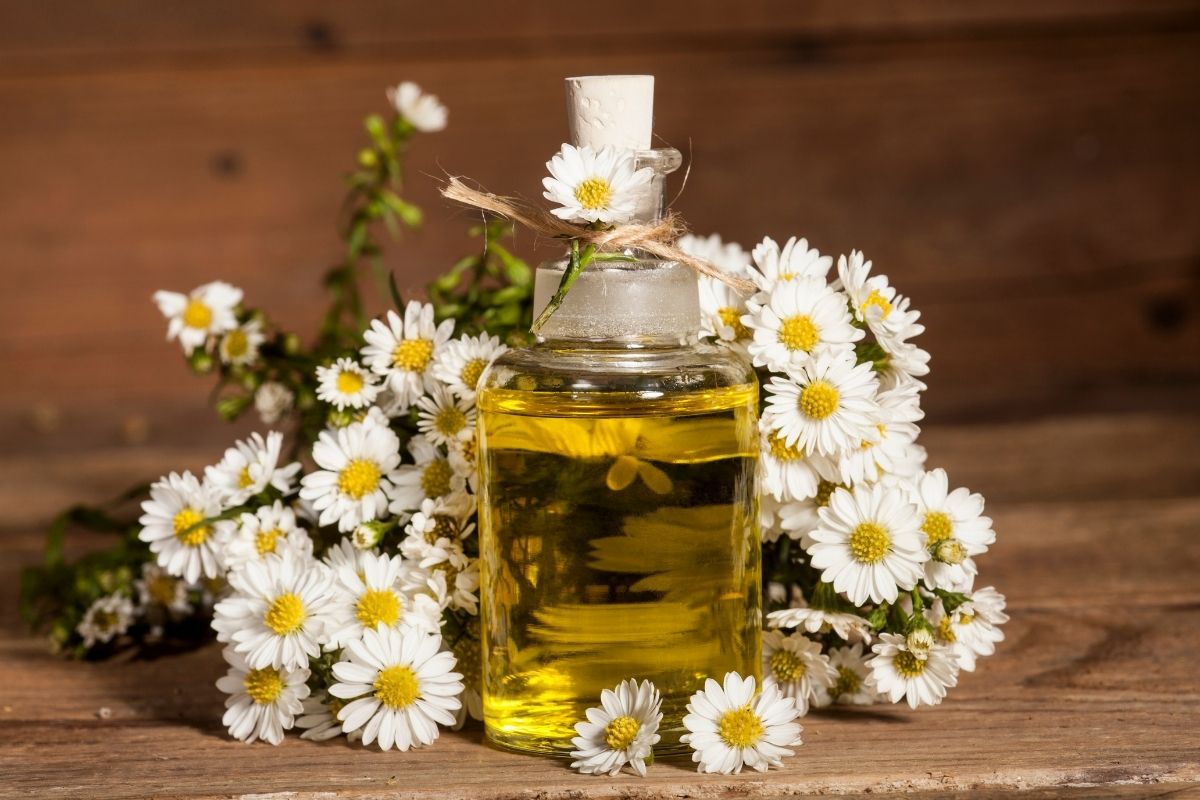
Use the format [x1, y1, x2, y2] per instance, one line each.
[475, 146, 761, 757]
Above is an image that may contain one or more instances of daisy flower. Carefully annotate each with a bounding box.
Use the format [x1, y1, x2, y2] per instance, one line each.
[325, 550, 442, 649]
[387, 81, 448, 133]
[806, 482, 926, 605]
[138, 470, 229, 584]
[316, 357, 381, 411]
[431, 333, 507, 401]
[680, 672, 803, 774]
[216, 646, 309, 745]
[816, 643, 877, 706]
[569, 679, 662, 777]
[295, 692, 357, 742]
[763, 351, 881, 457]
[415, 385, 476, 446]
[910, 468, 995, 591]
[759, 420, 839, 503]
[422, 542, 480, 615]
[76, 593, 135, 648]
[135, 562, 192, 618]
[836, 250, 925, 346]
[761, 631, 836, 716]
[748, 236, 832, 291]
[388, 434, 466, 515]
[205, 431, 301, 506]
[679, 232, 750, 275]
[542, 143, 653, 225]
[766, 604, 872, 644]
[218, 318, 265, 367]
[929, 588, 1008, 672]
[361, 301, 455, 412]
[866, 632, 959, 709]
[744, 278, 862, 373]
[223, 501, 313, 571]
[400, 492, 476, 562]
[299, 414, 403, 532]
[835, 383, 924, 486]
[329, 624, 463, 751]
[254, 381, 294, 425]
[153, 280, 242, 355]
[212, 550, 336, 670]
[697, 276, 754, 354]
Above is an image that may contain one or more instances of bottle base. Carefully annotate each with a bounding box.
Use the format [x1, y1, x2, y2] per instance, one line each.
[484, 726, 693, 759]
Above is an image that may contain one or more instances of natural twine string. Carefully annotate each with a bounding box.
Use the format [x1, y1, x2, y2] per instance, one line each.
[441, 177, 755, 295]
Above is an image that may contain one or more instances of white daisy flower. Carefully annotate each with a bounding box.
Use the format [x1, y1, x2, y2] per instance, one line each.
[223, 501, 313, 571]
[329, 624, 463, 751]
[325, 550, 442, 649]
[316, 357, 381, 411]
[421, 542, 480, 615]
[388, 434, 466, 515]
[762, 352, 881, 458]
[766, 604, 872, 644]
[138, 470, 229, 584]
[816, 643, 877, 706]
[744, 278, 862, 373]
[836, 383, 923, 486]
[679, 232, 750, 275]
[431, 333, 507, 401]
[76, 593, 135, 648]
[294, 692, 360, 742]
[415, 385, 477, 447]
[697, 276, 753, 354]
[680, 672, 803, 774]
[299, 414, 403, 533]
[216, 646, 310, 745]
[153, 280, 242, 355]
[361, 302, 455, 412]
[254, 381, 294, 425]
[836, 250, 925, 347]
[205, 431, 301, 506]
[748, 236, 832, 291]
[866, 632, 959, 709]
[386, 81, 448, 133]
[570, 679, 662, 777]
[212, 550, 336, 670]
[929, 589, 1007, 672]
[218, 318, 265, 367]
[321, 536, 363, 573]
[910, 468, 995, 591]
[542, 143, 653, 225]
[759, 420, 839, 503]
[135, 562, 192, 617]
[448, 435, 480, 492]
[806, 482, 926, 605]
[400, 492, 476, 562]
[761, 631, 836, 716]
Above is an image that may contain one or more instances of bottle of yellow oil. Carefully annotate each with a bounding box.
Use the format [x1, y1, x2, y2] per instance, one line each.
[475, 75, 761, 757]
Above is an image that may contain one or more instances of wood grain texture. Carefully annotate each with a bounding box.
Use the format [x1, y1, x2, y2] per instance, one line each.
[1, 1, 1199, 463]
[2, 413, 1199, 798]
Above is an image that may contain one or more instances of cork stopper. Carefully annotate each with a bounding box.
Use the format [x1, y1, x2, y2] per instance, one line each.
[565, 75, 654, 150]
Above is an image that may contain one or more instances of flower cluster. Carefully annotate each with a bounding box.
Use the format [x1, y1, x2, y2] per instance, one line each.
[683, 232, 1008, 713]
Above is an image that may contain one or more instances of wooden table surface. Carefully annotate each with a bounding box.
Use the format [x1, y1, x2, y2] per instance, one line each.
[2, 411, 1199, 798]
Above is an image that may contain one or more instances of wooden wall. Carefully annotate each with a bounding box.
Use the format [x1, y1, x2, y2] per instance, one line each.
[2, 1, 1199, 470]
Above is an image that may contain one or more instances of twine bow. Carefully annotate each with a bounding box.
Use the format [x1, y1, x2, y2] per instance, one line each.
[441, 177, 755, 331]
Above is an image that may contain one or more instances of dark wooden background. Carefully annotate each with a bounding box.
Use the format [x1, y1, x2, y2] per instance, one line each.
[1, 1, 1199, 524]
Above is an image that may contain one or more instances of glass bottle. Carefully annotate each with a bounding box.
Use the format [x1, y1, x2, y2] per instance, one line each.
[475, 146, 761, 757]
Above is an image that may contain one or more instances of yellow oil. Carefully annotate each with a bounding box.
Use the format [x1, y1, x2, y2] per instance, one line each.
[476, 384, 761, 756]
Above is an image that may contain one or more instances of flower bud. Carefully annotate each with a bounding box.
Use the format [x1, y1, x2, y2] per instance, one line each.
[357, 148, 378, 168]
[327, 408, 355, 428]
[936, 539, 968, 565]
[906, 627, 935, 660]
[189, 349, 214, 373]
[353, 521, 388, 550]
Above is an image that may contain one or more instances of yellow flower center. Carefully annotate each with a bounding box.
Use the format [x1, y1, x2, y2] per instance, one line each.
[432, 558, 462, 587]
[958, 612, 975, 625]
[574, 177, 613, 210]
[355, 588, 402, 628]
[374, 665, 420, 709]
[460, 358, 488, 391]
[243, 667, 285, 704]
[263, 592, 307, 635]
[814, 480, 842, 508]
[172, 507, 210, 547]
[848, 521, 891, 564]
[434, 406, 468, 438]
[237, 465, 255, 489]
[893, 649, 926, 678]
[717, 706, 764, 748]
[338, 459, 382, 500]
[425, 514, 459, 545]
[778, 314, 820, 352]
[223, 329, 248, 358]
[182, 298, 213, 330]
[92, 609, 118, 630]
[767, 432, 805, 462]
[832, 665, 863, 698]
[769, 649, 807, 682]
[861, 289, 893, 319]
[421, 459, 453, 498]
[604, 715, 641, 750]
[921, 511, 954, 545]
[936, 615, 957, 643]
[336, 369, 365, 395]
[147, 575, 178, 606]
[393, 338, 434, 372]
[254, 528, 281, 556]
[717, 307, 751, 340]
[799, 380, 839, 420]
